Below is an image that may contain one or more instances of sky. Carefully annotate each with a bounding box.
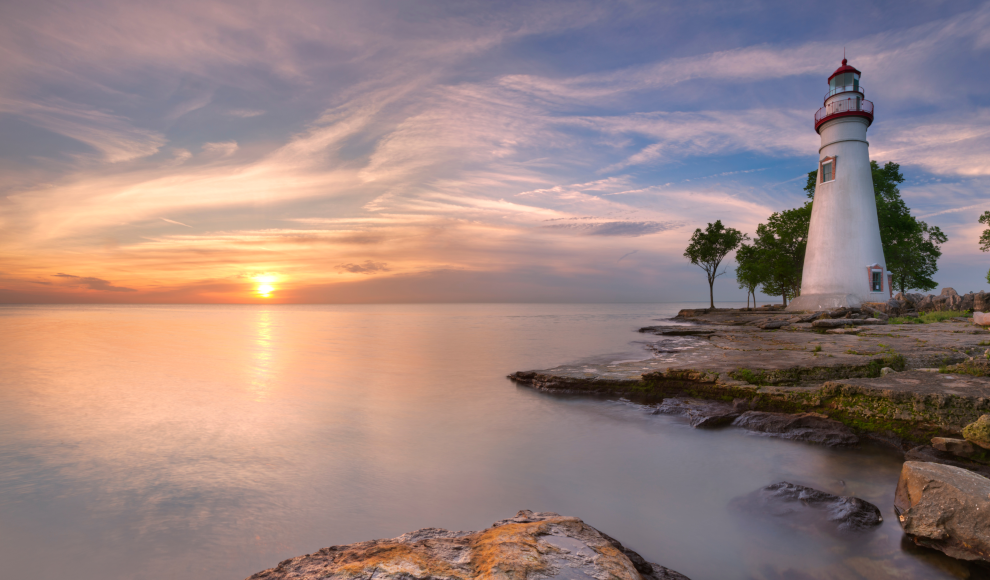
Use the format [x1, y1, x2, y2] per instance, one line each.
[1, 0, 989, 304]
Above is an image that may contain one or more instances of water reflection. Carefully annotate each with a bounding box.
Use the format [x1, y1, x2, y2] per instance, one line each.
[251, 310, 275, 402]
[0, 304, 983, 580]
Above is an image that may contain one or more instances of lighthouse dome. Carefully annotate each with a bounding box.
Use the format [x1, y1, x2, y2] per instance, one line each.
[827, 58, 862, 97]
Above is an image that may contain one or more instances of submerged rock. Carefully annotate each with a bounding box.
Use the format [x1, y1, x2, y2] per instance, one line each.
[732, 411, 859, 447]
[731, 482, 882, 534]
[651, 397, 740, 428]
[894, 461, 990, 563]
[246, 510, 691, 580]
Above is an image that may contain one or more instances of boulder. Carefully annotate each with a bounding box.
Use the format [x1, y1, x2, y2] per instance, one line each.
[931, 437, 979, 458]
[758, 320, 790, 330]
[246, 510, 692, 580]
[916, 295, 935, 312]
[941, 287, 960, 298]
[796, 311, 826, 323]
[975, 311, 990, 326]
[905, 445, 990, 478]
[731, 482, 882, 534]
[963, 414, 990, 450]
[894, 461, 990, 562]
[961, 292, 975, 312]
[731, 411, 859, 447]
[976, 291, 989, 312]
[827, 307, 851, 319]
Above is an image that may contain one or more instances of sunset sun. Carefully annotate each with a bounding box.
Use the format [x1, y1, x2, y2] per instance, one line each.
[253, 275, 278, 298]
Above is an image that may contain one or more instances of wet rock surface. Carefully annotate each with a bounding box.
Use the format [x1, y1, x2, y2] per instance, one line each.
[650, 397, 741, 428]
[731, 482, 883, 534]
[894, 461, 990, 563]
[731, 411, 860, 447]
[246, 510, 691, 580]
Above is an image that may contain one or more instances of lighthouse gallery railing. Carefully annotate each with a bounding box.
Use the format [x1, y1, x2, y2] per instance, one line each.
[815, 98, 873, 125]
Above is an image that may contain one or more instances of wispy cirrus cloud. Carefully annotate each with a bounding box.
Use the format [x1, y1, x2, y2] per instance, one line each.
[1, 1, 988, 302]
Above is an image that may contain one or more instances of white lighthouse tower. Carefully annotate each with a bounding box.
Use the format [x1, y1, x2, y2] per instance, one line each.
[788, 59, 888, 311]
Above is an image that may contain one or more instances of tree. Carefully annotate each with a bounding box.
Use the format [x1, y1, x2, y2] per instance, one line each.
[751, 202, 812, 306]
[684, 220, 747, 309]
[979, 211, 990, 283]
[734, 244, 766, 309]
[804, 161, 946, 293]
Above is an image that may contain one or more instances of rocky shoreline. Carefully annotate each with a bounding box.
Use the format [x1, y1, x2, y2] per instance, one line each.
[507, 303, 990, 568]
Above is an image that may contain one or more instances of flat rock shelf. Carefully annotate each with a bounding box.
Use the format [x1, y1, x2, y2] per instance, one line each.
[509, 311, 990, 448]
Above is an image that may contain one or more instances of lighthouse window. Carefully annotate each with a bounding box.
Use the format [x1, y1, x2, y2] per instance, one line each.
[871, 270, 883, 292]
[821, 160, 833, 182]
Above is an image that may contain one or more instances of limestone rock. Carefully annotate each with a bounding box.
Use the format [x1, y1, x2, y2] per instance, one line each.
[825, 327, 861, 335]
[731, 482, 882, 533]
[976, 291, 989, 312]
[731, 411, 859, 447]
[963, 414, 990, 450]
[961, 293, 975, 312]
[758, 320, 790, 330]
[894, 461, 990, 562]
[652, 397, 739, 428]
[941, 287, 960, 298]
[975, 311, 990, 326]
[916, 295, 935, 312]
[246, 510, 691, 580]
[812, 318, 883, 328]
[931, 437, 978, 458]
[904, 445, 990, 478]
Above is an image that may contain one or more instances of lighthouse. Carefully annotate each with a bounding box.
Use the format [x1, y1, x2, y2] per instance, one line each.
[788, 59, 887, 311]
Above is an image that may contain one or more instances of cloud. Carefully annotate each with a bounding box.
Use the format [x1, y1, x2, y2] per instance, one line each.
[161, 217, 192, 227]
[227, 109, 266, 118]
[0, 98, 166, 162]
[543, 221, 681, 237]
[53, 273, 136, 292]
[201, 141, 239, 157]
[335, 260, 390, 274]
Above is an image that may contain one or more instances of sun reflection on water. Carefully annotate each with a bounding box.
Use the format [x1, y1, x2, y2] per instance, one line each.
[251, 310, 274, 401]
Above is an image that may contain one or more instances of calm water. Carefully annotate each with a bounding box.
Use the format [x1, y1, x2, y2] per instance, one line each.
[0, 304, 977, 580]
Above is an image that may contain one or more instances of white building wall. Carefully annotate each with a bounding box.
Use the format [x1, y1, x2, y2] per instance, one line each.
[788, 116, 887, 311]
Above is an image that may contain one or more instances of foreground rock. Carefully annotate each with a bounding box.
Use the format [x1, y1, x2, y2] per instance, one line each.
[731, 482, 882, 534]
[731, 411, 859, 447]
[246, 510, 690, 580]
[894, 461, 990, 563]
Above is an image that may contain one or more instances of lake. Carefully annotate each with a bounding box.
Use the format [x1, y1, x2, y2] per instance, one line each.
[0, 304, 976, 579]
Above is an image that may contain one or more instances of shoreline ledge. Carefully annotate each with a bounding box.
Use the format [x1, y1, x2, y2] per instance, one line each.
[246, 510, 690, 580]
[509, 308, 990, 456]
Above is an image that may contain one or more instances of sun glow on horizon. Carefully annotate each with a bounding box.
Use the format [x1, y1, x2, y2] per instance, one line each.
[253, 274, 279, 298]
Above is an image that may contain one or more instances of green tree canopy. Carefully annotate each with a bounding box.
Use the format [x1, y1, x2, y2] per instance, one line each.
[804, 161, 946, 293]
[750, 202, 812, 306]
[734, 243, 766, 309]
[979, 211, 990, 283]
[684, 220, 747, 309]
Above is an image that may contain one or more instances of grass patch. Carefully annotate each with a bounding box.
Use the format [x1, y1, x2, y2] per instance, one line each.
[892, 310, 971, 325]
[812, 345, 822, 352]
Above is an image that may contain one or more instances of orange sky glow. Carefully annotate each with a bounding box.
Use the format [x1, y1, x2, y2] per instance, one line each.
[2, 1, 989, 303]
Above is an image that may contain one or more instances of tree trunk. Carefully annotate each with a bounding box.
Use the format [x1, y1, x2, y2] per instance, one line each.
[708, 279, 715, 310]
[782, 294, 788, 307]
